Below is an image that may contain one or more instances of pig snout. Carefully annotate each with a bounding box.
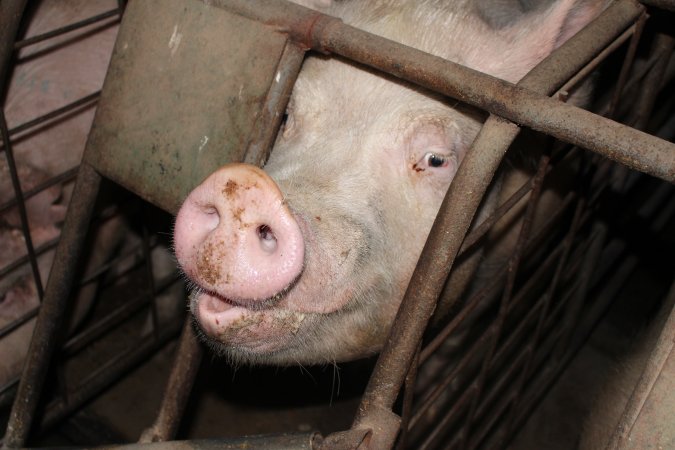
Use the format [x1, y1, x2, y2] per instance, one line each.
[174, 164, 305, 306]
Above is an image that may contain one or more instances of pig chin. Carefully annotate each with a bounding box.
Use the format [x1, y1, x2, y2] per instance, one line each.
[190, 291, 308, 355]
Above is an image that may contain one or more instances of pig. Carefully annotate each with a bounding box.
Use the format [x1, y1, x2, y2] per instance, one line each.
[173, 0, 606, 365]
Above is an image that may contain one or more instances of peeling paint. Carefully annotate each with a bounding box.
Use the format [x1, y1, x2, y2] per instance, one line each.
[198, 135, 209, 153]
[168, 25, 182, 56]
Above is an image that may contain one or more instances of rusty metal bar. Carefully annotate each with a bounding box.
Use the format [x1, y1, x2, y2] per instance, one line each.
[0, 92, 100, 152]
[0, 167, 78, 214]
[557, 22, 637, 97]
[411, 236, 566, 433]
[61, 275, 180, 357]
[356, 114, 520, 445]
[2, 163, 103, 448]
[36, 319, 183, 436]
[555, 222, 608, 358]
[632, 33, 675, 131]
[607, 13, 648, 119]
[502, 197, 586, 439]
[396, 346, 420, 450]
[420, 186, 577, 366]
[0, 109, 44, 300]
[355, 1, 643, 439]
[457, 145, 576, 258]
[0, 0, 28, 91]
[245, 41, 306, 167]
[139, 319, 203, 443]
[0, 235, 57, 284]
[217, 0, 675, 182]
[72, 434, 324, 449]
[459, 154, 550, 447]
[13, 8, 121, 50]
[140, 217, 161, 342]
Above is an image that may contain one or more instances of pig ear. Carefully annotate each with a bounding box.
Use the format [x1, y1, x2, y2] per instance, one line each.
[289, 0, 332, 10]
[469, 0, 604, 83]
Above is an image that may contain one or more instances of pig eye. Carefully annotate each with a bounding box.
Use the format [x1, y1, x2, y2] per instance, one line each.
[424, 152, 449, 168]
[412, 152, 453, 173]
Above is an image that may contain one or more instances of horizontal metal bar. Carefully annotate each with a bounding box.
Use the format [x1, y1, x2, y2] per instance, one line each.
[71, 434, 322, 450]
[0, 167, 78, 214]
[14, 8, 120, 50]
[218, 0, 674, 183]
[0, 91, 100, 153]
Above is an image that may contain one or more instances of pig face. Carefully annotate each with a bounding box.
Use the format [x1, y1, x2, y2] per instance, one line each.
[174, 0, 604, 365]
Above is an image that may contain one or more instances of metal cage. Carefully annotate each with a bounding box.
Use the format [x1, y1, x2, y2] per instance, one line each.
[1, 0, 674, 449]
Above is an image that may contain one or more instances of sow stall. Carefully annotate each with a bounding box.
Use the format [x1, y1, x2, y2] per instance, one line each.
[0, 0, 674, 449]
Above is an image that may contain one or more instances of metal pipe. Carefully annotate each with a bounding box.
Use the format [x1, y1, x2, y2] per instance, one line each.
[216, 0, 675, 182]
[0, 109, 44, 300]
[139, 319, 203, 443]
[36, 320, 183, 437]
[80, 434, 323, 450]
[0, 0, 29, 93]
[607, 13, 647, 119]
[0, 92, 100, 152]
[0, 167, 79, 215]
[2, 163, 103, 449]
[245, 41, 306, 167]
[13, 8, 121, 50]
[350, 0, 644, 439]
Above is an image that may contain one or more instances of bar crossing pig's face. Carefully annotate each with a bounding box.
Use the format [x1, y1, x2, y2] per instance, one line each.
[173, 0, 605, 365]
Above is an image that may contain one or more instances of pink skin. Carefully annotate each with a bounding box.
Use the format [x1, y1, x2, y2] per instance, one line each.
[174, 164, 307, 350]
[173, 0, 605, 364]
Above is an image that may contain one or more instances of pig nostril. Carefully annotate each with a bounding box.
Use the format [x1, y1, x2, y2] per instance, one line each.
[257, 224, 278, 253]
[201, 205, 220, 232]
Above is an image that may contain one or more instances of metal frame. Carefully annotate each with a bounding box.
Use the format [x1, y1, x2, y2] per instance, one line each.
[1, 0, 674, 448]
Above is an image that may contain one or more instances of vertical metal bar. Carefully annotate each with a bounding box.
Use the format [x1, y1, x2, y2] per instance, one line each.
[554, 222, 608, 358]
[607, 12, 647, 119]
[501, 197, 586, 442]
[459, 154, 550, 448]
[3, 163, 103, 448]
[631, 33, 675, 131]
[611, 31, 674, 193]
[245, 41, 306, 167]
[352, 3, 643, 442]
[140, 211, 160, 342]
[0, 110, 44, 299]
[352, 116, 520, 447]
[139, 319, 203, 443]
[396, 346, 420, 450]
[0, 0, 29, 92]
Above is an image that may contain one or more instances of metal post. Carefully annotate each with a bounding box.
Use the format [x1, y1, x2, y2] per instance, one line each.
[3, 163, 103, 448]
